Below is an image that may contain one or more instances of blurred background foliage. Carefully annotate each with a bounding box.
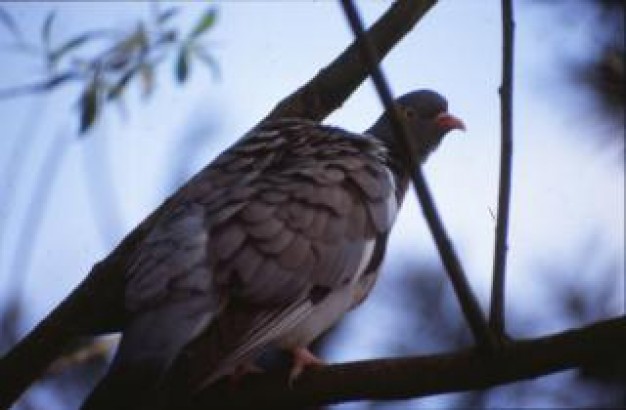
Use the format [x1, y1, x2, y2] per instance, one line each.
[0, 3, 218, 133]
[533, 0, 624, 151]
[0, 1, 623, 409]
[566, 0, 624, 126]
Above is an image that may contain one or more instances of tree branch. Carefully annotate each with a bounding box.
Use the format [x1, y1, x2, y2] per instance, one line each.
[490, 0, 515, 335]
[262, 0, 437, 124]
[180, 317, 626, 409]
[338, 0, 495, 350]
[0, 72, 82, 100]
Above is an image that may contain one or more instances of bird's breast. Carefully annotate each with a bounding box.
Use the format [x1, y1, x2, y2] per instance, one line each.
[276, 239, 377, 348]
[276, 282, 356, 349]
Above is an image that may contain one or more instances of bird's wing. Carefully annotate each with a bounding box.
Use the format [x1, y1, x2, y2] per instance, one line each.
[121, 119, 400, 389]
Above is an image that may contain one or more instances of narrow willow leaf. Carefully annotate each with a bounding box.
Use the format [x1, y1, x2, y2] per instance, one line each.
[80, 80, 100, 134]
[188, 8, 217, 40]
[0, 71, 79, 99]
[107, 68, 136, 100]
[158, 7, 180, 24]
[124, 23, 148, 53]
[44, 71, 79, 90]
[42, 11, 56, 49]
[106, 23, 147, 70]
[50, 33, 94, 63]
[0, 7, 23, 42]
[139, 63, 154, 98]
[192, 46, 220, 80]
[160, 28, 178, 43]
[175, 47, 189, 83]
[112, 23, 148, 61]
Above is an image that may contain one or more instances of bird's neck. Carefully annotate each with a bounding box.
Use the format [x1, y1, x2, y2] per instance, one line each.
[365, 119, 413, 203]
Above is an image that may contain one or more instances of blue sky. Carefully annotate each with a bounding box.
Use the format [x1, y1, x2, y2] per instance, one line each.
[0, 2, 623, 409]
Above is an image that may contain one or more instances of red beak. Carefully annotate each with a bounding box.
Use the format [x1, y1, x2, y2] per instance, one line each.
[435, 112, 466, 132]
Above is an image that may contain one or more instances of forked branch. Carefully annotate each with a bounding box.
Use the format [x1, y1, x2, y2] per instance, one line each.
[338, 0, 496, 350]
[180, 317, 625, 409]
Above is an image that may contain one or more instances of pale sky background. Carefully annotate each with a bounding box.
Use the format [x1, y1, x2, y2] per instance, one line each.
[0, 1, 623, 409]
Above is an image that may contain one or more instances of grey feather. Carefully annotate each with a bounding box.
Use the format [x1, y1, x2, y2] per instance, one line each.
[304, 207, 330, 239]
[277, 234, 311, 269]
[240, 200, 276, 223]
[212, 222, 246, 261]
[246, 217, 284, 239]
[256, 226, 296, 254]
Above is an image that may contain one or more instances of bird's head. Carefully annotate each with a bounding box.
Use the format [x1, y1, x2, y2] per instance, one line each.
[367, 89, 465, 165]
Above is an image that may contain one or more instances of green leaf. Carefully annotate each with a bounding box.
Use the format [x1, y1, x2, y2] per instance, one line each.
[50, 33, 94, 63]
[107, 68, 136, 100]
[139, 63, 154, 98]
[175, 47, 189, 83]
[120, 23, 148, 54]
[42, 11, 56, 49]
[79, 79, 100, 134]
[158, 7, 180, 24]
[0, 71, 80, 99]
[192, 46, 220, 80]
[103, 23, 148, 72]
[160, 29, 178, 43]
[188, 8, 217, 40]
[0, 7, 23, 43]
[44, 71, 80, 90]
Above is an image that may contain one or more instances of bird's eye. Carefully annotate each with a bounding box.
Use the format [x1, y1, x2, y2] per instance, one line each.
[422, 109, 442, 120]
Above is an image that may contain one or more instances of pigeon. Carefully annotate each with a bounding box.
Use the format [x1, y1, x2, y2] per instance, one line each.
[80, 89, 465, 409]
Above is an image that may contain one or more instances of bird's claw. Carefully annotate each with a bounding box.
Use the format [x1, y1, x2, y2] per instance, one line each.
[229, 362, 263, 386]
[288, 347, 326, 388]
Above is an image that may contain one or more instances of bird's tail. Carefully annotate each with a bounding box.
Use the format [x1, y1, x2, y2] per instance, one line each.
[80, 293, 217, 410]
[79, 359, 160, 410]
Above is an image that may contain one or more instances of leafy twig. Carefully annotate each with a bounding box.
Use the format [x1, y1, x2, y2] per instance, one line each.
[0, 5, 219, 133]
[0, 71, 83, 99]
[338, 0, 496, 351]
[0, 6, 24, 45]
[490, 0, 515, 337]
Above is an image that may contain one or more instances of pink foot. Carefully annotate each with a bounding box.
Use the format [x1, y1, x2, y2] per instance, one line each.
[230, 362, 263, 385]
[288, 347, 326, 386]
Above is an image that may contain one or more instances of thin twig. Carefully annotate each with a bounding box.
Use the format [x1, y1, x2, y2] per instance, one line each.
[0, 71, 82, 99]
[490, 0, 515, 336]
[339, 0, 496, 350]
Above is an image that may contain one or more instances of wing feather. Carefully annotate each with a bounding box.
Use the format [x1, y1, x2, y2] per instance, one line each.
[122, 119, 400, 391]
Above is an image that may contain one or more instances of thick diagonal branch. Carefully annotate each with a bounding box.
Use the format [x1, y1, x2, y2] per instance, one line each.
[263, 0, 437, 123]
[180, 317, 626, 409]
[338, 0, 495, 350]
